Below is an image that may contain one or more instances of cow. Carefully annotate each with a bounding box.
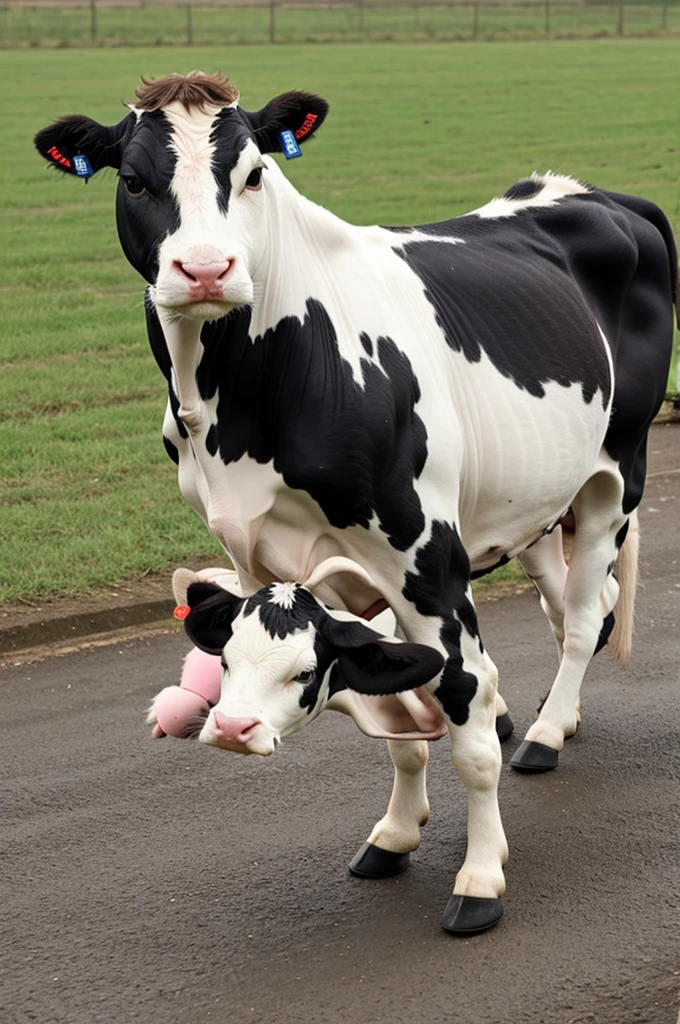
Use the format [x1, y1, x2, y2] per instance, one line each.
[34, 70, 677, 934]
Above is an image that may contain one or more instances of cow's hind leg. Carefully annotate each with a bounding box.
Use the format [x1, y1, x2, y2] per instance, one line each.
[518, 525, 569, 661]
[511, 457, 628, 771]
[349, 738, 429, 878]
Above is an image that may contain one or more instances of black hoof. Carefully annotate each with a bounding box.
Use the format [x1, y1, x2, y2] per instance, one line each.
[510, 740, 559, 772]
[495, 712, 514, 742]
[441, 894, 503, 935]
[348, 841, 411, 879]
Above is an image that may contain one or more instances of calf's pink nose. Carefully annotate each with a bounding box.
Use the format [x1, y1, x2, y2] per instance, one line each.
[177, 260, 231, 289]
[212, 712, 261, 744]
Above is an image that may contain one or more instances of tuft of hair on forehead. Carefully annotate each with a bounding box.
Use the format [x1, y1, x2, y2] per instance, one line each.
[134, 71, 239, 113]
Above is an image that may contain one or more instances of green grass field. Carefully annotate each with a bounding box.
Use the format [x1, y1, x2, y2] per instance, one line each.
[1, 40, 679, 603]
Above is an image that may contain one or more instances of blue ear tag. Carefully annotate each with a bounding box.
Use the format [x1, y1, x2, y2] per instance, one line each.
[73, 153, 94, 179]
[279, 130, 302, 160]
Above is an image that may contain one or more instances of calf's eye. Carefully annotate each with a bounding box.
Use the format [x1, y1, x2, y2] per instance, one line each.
[245, 168, 263, 191]
[295, 669, 314, 684]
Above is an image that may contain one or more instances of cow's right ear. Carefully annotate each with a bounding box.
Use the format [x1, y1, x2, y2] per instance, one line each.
[183, 583, 243, 656]
[34, 113, 133, 177]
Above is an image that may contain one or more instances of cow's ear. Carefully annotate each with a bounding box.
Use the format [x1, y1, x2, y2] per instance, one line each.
[183, 583, 242, 656]
[321, 616, 444, 697]
[34, 113, 133, 178]
[243, 91, 329, 154]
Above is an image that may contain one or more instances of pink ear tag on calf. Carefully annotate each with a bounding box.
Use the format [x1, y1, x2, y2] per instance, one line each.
[173, 604, 190, 621]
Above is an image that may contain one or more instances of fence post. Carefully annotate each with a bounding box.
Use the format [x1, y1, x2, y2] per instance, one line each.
[186, 3, 193, 44]
[544, 0, 550, 36]
[617, 3, 624, 35]
[269, 0, 275, 42]
[472, 2, 479, 37]
[357, 0, 364, 33]
[661, 4, 667, 28]
[90, 0, 97, 43]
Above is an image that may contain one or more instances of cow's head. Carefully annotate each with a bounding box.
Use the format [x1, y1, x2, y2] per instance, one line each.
[174, 559, 445, 756]
[34, 71, 328, 321]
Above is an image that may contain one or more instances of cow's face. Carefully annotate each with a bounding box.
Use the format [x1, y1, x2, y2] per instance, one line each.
[34, 72, 328, 321]
[182, 581, 444, 756]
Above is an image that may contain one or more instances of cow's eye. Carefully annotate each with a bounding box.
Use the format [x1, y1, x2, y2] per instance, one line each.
[295, 669, 314, 685]
[245, 167, 263, 191]
[121, 174, 147, 199]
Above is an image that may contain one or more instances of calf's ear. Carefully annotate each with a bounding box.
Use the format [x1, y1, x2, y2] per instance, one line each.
[243, 91, 329, 153]
[183, 583, 242, 656]
[34, 113, 133, 177]
[321, 616, 444, 697]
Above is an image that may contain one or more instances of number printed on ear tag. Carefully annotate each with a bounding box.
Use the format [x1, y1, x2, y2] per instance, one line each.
[73, 153, 94, 178]
[279, 130, 302, 160]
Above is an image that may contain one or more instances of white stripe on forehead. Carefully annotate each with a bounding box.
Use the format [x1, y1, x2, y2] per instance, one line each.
[160, 102, 230, 231]
[161, 101, 257, 217]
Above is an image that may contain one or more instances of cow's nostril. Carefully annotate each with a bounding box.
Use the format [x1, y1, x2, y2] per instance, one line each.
[176, 260, 233, 289]
[212, 712, 261, 744]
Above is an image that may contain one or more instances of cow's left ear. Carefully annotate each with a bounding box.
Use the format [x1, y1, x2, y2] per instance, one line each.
[34, 113, 134, 178]
[321, 616, 444, 697]
[243, 91, 329, 154]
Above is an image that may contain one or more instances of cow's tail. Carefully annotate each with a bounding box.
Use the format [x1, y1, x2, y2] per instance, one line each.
[609, 508, 639, 668]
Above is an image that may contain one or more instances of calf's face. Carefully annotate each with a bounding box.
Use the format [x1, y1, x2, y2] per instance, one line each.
[34, 72, 328, 321]
[183, 581, 444, 756]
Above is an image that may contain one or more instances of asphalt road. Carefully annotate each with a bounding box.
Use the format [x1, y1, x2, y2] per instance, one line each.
[2, 424, 679, 1024]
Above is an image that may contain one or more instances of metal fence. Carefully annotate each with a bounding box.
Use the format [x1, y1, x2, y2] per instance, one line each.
[2, 0, 679, 46]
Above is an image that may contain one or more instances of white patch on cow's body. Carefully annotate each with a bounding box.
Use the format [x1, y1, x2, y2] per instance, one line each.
[471, 171, 590, 220]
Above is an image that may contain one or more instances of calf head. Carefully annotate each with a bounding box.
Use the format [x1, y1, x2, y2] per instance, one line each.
[180, 578, 444, 756]
[34, 71, 328, 321]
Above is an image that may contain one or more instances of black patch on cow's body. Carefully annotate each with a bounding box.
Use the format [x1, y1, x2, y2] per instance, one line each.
[195, 298, 428, 552]
[503, 177, 544, 201]
[586, 191, 677, 512]
[205, 424, 218, 457]
[594, 611, 615, 655]
[163, 436, 179, 464]
[403, 520, 481, 726]
[359, 332, 373, 356]
[396, 230, 611, 407]
[116, 112, 180, 283]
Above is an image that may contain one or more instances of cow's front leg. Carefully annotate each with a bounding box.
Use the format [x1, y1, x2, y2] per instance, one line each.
[349, 738, 429, 879]
[441, 640, 508, 934]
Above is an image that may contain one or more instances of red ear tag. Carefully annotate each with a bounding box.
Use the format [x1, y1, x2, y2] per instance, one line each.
[173, 604, 190, 621]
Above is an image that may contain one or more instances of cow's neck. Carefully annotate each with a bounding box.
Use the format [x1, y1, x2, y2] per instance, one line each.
[157, 311, 203, 432]
[249, 168, 363, 344]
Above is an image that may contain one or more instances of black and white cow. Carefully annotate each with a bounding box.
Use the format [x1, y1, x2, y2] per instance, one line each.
[35, 71, 677, 934]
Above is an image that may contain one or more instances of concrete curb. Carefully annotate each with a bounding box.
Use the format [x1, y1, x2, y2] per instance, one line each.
[0, 597, 176, 663]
